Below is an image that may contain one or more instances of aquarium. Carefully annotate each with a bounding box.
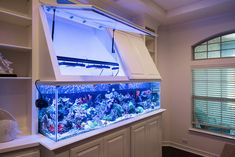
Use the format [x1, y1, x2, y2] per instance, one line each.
[38, 81, 160, 141]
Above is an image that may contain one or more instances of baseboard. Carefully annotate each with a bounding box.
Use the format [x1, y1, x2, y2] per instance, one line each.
[162, 141, 220, 157]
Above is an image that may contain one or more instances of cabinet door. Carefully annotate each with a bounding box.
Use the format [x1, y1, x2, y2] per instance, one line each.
[103, 128, 130, 157]
[15, 151, 40, 157]
[131, 121, 146, 157]
[2, 150, 40, 157]
[70, 138, 103, 157]
[146, 117, 162, 157]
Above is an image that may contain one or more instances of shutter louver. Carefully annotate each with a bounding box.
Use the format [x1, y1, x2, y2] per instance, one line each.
[192, 68, 235, 136]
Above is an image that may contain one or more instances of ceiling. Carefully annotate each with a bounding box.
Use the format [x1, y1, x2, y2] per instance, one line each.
[88, 0, 235, 26]
[152, 0, 201, 11]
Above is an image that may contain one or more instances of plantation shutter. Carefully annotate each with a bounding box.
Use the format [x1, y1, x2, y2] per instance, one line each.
[192, 68, 235, 136]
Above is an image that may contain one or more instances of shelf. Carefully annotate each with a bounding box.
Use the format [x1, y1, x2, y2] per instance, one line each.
[0, 134, 40, 153]
[0, 43, 32, 52]
[0, 7, 32, 26]
[0, 77, 32, 80]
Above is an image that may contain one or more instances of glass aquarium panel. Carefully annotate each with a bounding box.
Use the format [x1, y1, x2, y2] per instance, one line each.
[38, 82, 160, 141]
[221, 49, 235, 57]
[194, 52, 207, 59]
[194, 45, 207, 52]
[208, 51, 220, 58]
[222, 33, 235, 42]
[208, 43, 220, 51]
[38, 85, 57, 141]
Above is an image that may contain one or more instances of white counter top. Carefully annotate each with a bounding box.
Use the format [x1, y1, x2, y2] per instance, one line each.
[0, 135, 40, 153]
[0, 109, 165, 153]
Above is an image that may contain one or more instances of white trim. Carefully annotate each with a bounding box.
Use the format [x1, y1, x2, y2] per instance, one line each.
[189, 128, 235, 140]
[162, 141, 220, 157]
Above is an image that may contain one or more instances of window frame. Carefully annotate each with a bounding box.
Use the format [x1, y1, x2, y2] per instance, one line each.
[191, 31, 235, 138]
[192, 30, 235, 60]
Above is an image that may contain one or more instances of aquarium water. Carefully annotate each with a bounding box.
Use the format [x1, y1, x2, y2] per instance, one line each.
[38, 82, 160, 141]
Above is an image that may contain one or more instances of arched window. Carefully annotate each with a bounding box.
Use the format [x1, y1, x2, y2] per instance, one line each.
[193, 32, 235, 60]
[192, 32, 235, 137]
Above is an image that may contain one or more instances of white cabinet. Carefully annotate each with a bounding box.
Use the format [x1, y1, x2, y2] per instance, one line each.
[145, 118, 162, 157]
[15, 151, 40, 157]
[70, 138, 103, 157]
[70, 128, 130, 157]
[1, 149, 40, 157]
[114, 31, 161, 80]
[145, 35, 155, 63]
[103, 128, 130, 157]
[144, 27, 156, 63]
[131, 121, 146, 157]
[40, 115, 163, 157]
[131, 117, 162, 157]
[0, 0, 33, 136]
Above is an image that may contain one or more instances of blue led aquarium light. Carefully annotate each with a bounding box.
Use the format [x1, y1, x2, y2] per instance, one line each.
[57, 56, 119, 66]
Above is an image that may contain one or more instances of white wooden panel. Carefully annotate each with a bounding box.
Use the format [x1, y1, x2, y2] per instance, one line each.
[115, 31, 161, 80]
[70, 138, 103, 157]
[39, 7, 57, 80]
[131, 35, 160, 77]
[15, 151, 40, 157]
[103, 128, 130, 157]
[115, 31, 144, 78]
[131, 121, 146, 157]
[1, 150, 40, 157]
[0, 21, 30, 47]
[146, 118, 161, 157]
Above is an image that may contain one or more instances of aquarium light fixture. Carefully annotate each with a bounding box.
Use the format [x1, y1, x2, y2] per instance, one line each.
[86, 65, 110, 69]
[57, 56, 120, 72]
[57, 56, 119, 66]
[44, 6, 106, 30]
[57, 56, 120, 76]
[58, 61, 86, 67]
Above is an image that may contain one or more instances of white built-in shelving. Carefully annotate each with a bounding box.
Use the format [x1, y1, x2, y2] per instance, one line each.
[0, 43, 32, 52]
[145, 27, 156, 63]
[0, 77, 32, 80]
[0, 7, 32, 26]
[0, 0, 33, 138]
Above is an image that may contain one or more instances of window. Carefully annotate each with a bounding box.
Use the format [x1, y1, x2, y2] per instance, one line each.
[192, 68, 235, 136]
[193, 33, 235, 60]
[192, 32, 235, 137]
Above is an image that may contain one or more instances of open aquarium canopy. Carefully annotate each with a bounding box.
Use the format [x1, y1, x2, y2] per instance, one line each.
[43, 4, 156, 36]
[39, 2, 161, 82]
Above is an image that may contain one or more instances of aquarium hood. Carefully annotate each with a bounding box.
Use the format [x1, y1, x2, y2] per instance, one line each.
[38, 2, 161, 82]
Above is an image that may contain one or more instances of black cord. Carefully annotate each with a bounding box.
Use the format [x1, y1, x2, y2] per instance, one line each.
[115, 69, 119, 76]
[35, 80, 42, 98]
[35, 80, 49, 108]
[52, 8, 56, 41]
[112, 29, 115, 53]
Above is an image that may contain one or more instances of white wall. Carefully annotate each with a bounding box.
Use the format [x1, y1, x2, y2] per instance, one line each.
[157, 12, 235, 157]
